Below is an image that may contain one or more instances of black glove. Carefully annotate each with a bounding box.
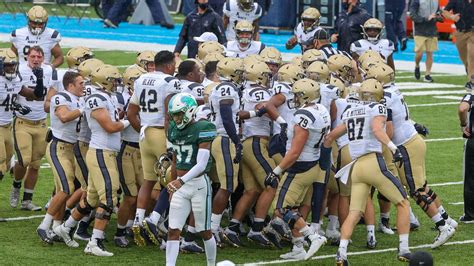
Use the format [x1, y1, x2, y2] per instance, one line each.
[414, 123, 429, 137]
[32, 67, 43, 79]
[256, 106, 267, 117]
[233, 142, 243, 164]
[12, 102, 31, 115]
[166, 147, 174, 159]
[279, 123, 288, 144]
[264, 170, 280, 188]
[392, 148, 404, 167]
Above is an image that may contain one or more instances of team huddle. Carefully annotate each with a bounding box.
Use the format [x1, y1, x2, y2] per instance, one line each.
[0, 5, 460, 266]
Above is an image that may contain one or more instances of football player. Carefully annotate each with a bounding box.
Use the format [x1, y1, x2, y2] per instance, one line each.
[260, 47, 282, 78]
[36, 71, 84, 245]
[323, 79, 412, 264]
[54, 47, 94, 92]
[208, 57, 243, 247]
[136, 50, 157, 72]
[176, 59, 205, 104]
[55, 65, 128, 256]
[223, 0, 263, 41]
[10, 5, 63, 67]
[10, 46, 57, 211]
[166, 93, 217, 266]
[350, 18, 396, 70]
[301, 49, 325, 70]
[225, 20, 266, 58]
[265, 78, 329, 260]
[285, 7, 322, 53]
[127, 50, 181, 246]
[197, 41, 225, 63]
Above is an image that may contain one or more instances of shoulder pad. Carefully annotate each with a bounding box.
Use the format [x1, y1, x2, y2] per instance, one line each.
[462, 94, 472, 103]
[383, 91, 392, 98]
[52, 68, 58, 80]
[11, 30, 16, 37]
[51, 30, 60, 39]
[255, 4, 262, 15]
[115, 93, 125, 105]
[164, 76, 178, 83]
[354, 40, 362, 48]
[88, 93, 107, 102]
[368, 102, 378, 108]
[56, 92, 71, 102]
[188, 82, 203, 90]
[225, 0, 231, 11]
[294, 109, 316, 123]
[388, 40, 395, 48]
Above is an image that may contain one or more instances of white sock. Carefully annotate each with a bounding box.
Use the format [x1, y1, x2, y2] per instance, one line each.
[203, 237, 217, 266]
[64, 216, 79, 229]
[211, 213, 223, 231]
[52, 220, 62, 229]
[39, 213, 53, 230]
[409, 207, 419, 224]
[380, 212, 390, 219]
[149, 211, 161, 225]
[299, 225, 312, 237]
[292, 236, 305, 248]
[311, 222, 321, 234]
[92, 228, 105, 240]
[328, 215, 338, 231]
[117, 224, 126, 229]
[399, 234, 409, 253]
[166, 240, 180, 266]
[126, 219, 134, 228]
[366, 225, 375, 241]
[134, 208, 146, 225]
[338, 239, 349, 259]
[431, 213, 444, 224]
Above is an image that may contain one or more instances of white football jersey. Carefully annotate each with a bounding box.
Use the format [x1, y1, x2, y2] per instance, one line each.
[120, 90, 139, 143]
[242, 86, 272, 138]
[319, 83, 340, 111]
[85, 91, 121, 151]
[384, 85, 417, 146]
[223, 0, 263, 41]
[225, 40, 265, 58]
[286, 104, 331, 162]
[294, 23, 322, 52]
[209, 81, 240, 137]
[350, 39, 395, 61]
[270, 81, 296, 123]
[50, 91, 81, 143]
[10, 27, 61, 65]
[343, 102, 387, 160]
[16, 63, 58, 121]
[130, 71, 181, 127]
[77, 84, 99, 143]
[180, 80, 205, 102]
[194, 105, 212, 121]
[202, 77, 214, 88]
[333, 98, 362, 149]
[0, 76, 23, 126]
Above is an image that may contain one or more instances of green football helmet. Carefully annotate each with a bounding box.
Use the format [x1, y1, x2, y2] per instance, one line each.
[168, 93, 198, 129]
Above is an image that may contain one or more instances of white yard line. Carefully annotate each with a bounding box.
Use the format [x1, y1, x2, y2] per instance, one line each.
[403, 90, 466, 96]
[425, 137, 463, 142]
[430, 181, 463, 187]
[408, 102, 459, 107]
[243, 239, 474, 265]
[449, 202, 464, 205]
[0, 215, 45, 222]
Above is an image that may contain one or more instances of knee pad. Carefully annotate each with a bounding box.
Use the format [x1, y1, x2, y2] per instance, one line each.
[377, 192, 390, 203]
[95, 203, 113, 220]
[76, 200, 94, 216]
[426, 188, 437, 201]
[281, 207, 301, 230]
[414, 190, 433, 212]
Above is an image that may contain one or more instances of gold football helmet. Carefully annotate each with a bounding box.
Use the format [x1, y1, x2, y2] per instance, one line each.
[244, 60, 272, 87]
[217, 57, 244, 84]
[342, 85, 360, 99]
[77, 58, 105, 81]
[301, 7, 321, 31]
[302, 49, 324, 69]
[66, 47, 94, 69]
[27, 6, 48, 35]
[260, 47, 282, 66]
[365, 63, 395, 85]
[136, 50, 156, 72]
[290, 56, 303, 68]
[329, 74, 346, 95]
[243, 54, 263, 65]
[277, 63, 305, 84]
[235, 20, 254, 45]
[0, 48, 19, 80]
[306, 61, 330, 83]
[359, 57, 384, 74]
[292, 78, 320, 108]
[203, 52, 225, 65]
[327, 54, 354, 83]
[358, 50, 383, 65]
[91, 64, 122, 92]
[123, 65, 146, 90]
[359, 78, 384, 102]
[197, 41, 224, 62]
[362, 18, 384, 42]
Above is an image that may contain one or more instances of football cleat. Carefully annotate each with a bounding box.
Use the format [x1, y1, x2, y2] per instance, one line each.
[397, 249, 411, 262]
[114, 235, 130, 248]
[446, 217, 458, 229]
[366, 236, 377, 249]
[265, 226, 282, 249]
[84, 238, 114, 256]
[304, 234, 327, 260]
[223, 227, 243, 248]
[36, 228, 53, 245]
[21, 200, 42, 211]
[335, 251, 349, 266]
[50, 231, 64, 242]
[432, 224, 455, 248]
[279, 246, 306, 260]
[270, 220, 292, 241]
[132, 224, 146, 247]
[53, 224, 79, 248]
[459, 215, 474, 223]
[378, 221, 395, 235]
[410, 222, 420, 231]
[423, 75, 434, 83]
[212, 229, 225, 248]
[180, 241, 204, 253]
[10, 187, 20, 208]
[325, 228, 341, 241]
[142, 219, 160, 246]
[247, 230, 273, 247]
[414, 67, 420, 80]
[74, 221, 91, 241]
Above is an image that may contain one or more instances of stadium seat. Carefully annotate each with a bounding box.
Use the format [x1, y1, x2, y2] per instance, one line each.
[32, 0, 62, 21]
[64, 0, 93, 23]
[2, 0, 27, 19]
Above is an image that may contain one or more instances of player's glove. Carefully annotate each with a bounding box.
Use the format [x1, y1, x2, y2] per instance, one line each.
[12, 102, 31, 115]
[233, 142, 243, 164]
[32, 67, 43, 79]
[279, 123, 288, 144]
[392, 148, 404, 167]
[264, 171, 280, 188]
[414, 123, 429, 137]
[256, 106, 267, 117]
[166, 147, 174, 159]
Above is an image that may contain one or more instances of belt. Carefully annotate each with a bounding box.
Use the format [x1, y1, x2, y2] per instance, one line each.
[123, 140, 139, 149]
[150, 126, 165, 129]
[52, 136, 75, 145]
[0, 123, 11, 128]
[17, 117, 46, 125]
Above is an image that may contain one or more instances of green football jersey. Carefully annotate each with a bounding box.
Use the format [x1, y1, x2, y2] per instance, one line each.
[167, 120, 217, 172]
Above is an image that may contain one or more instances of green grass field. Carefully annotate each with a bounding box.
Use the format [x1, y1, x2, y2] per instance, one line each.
[0, 43, 472, 265]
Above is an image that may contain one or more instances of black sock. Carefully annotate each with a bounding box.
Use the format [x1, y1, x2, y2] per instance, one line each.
[116, 227, 126, 237]
[441, 212, 449, 220]
[12, 180, 21, 189]
[252, 221, 265, 232]
[228, 221, 240, 233]
[184, 231, 196, 242]
[435, 219, 446, 228]
[23, 191, 33, 201]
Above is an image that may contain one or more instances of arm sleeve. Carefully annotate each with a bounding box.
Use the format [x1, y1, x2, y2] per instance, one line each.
[179, 148, 210, 183]
[219, 103, 240, 145]
[174, 17, 189, 53]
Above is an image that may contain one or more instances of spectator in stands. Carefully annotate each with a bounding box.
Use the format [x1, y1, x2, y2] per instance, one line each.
[174, 0, 226, 59]
[443, 0, 474, 91]
[331, 0, 371, 53]
[385, 0, 408, 52]
[409, 0, 443, 82]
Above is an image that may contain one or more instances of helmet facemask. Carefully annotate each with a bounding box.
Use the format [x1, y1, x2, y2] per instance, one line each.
[237, 30, 253, 48]
[28, 20, 47, 36]
[238, 0, 254, 12]
[2, 62, 19, 81]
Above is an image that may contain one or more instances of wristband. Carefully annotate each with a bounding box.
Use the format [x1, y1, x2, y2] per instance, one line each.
[273, 165, 283, 175]
[276, 116, 286, 125]
[387, 141, 397, 154]
[178, 178, 185, 185]
[120, 120, 130, 129]
[249, 111, 256, 118]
